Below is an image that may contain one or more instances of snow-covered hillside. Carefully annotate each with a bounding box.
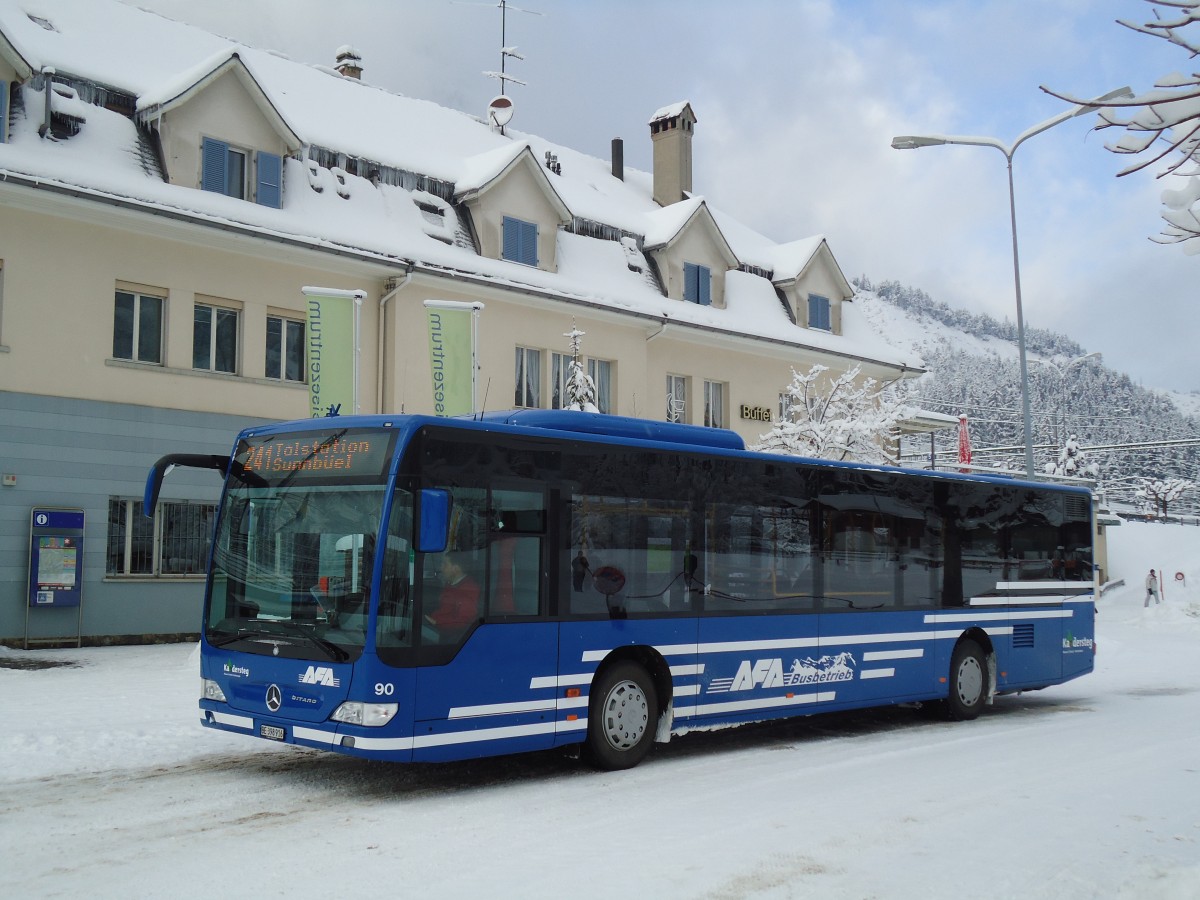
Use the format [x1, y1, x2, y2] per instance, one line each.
[855, 278, 1199, 510]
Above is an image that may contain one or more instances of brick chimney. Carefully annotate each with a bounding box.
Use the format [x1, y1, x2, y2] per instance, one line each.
[335, 45, 363, 79]
[649, 101, 696, 206]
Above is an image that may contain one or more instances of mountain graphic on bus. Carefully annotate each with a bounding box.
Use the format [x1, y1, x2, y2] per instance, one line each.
[785, 651, 855, 685]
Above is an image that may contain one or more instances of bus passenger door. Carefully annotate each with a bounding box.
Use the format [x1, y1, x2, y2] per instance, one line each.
[412, 486, 559, 762]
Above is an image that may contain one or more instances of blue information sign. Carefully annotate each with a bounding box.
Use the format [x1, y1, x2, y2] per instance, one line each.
[28, 508, 85, 608]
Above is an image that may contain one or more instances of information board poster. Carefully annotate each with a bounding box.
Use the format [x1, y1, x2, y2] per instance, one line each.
[28, 508, 85, 608]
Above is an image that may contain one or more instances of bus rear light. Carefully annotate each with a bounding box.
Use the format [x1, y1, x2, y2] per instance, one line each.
[201, 678, 227, 702]
[331, 701, 398, 727]
[566, 714, 578, 721]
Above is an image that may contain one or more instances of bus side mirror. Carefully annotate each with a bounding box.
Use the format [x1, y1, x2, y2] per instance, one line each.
[418, 489, 451, 553]
[143, 454, 230, 517]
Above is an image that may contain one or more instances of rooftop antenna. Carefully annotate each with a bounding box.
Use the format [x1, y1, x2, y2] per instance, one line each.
[459, 0, 541, 134]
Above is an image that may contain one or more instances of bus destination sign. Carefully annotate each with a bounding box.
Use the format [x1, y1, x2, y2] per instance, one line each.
[237, 429, 394, 482]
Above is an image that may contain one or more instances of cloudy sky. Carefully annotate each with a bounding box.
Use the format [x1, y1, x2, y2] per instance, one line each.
[126, 0, 1197, 394]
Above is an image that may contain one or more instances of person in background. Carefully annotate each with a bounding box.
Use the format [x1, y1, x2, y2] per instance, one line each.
[1145, 568, 1160, 608]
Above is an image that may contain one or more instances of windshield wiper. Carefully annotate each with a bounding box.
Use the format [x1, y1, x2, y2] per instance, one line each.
[259, 621, 351, 662]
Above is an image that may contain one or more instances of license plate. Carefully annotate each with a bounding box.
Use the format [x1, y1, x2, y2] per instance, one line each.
[260, 724, 286, 741]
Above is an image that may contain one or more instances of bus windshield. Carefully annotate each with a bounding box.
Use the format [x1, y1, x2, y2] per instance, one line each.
[203, 428, 397, 662]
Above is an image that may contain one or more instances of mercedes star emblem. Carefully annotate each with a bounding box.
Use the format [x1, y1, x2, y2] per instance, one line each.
[265, 684, 282, 712]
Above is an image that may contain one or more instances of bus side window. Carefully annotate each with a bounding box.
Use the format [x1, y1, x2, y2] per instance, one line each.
[488, 488, 545, 617]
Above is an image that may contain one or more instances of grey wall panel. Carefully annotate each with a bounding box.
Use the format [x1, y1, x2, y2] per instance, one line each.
[0, 391, 274, 644]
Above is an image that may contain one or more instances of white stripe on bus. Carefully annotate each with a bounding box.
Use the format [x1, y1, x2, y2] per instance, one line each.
[863, 648, 923, 661]
[859, 668, 895, 679]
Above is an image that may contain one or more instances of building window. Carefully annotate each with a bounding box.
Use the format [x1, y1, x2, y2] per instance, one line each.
[201, 137, 247, 200]
[808, 294, 832, 331]
[515, 346, 542, 408]
[193, 302, 239, 374]
[588, 358, 613, 414]
[779, 391, 793, 421]
[502, 216, 538, 266]
[704, 380, 726, 428]
[266, 315, 305, 382]
[667, 374, 688, 423]
[113, 289, 164, 364]
[684, 262, 712, 305]
[550, 354, 614, 413]
[107, 498, 215, 577]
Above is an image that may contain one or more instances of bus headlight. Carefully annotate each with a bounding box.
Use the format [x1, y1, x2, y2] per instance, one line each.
[201, 678, 227, 702]
[331, 701, 398, 727]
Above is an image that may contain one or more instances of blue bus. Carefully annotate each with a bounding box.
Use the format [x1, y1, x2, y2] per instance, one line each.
[146, 410, 1096, 770]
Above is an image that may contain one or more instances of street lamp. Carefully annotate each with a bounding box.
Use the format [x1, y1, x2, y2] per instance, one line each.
[891, 87, 1132, 478]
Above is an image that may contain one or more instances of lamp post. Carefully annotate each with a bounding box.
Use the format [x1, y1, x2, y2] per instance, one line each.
[891, 87, 1132, 478]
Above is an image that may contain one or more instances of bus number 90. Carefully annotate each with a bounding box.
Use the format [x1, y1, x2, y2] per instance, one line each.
[374, 683, 395, 697]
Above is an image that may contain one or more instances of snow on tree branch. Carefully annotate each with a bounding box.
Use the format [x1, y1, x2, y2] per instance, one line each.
[1136, 476, 1194, 517]
[752, 364, 915, 465]
[1042, 0, 1200, 249]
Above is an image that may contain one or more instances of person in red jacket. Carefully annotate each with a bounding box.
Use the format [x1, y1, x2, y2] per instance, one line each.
[425, 552, 480, 638]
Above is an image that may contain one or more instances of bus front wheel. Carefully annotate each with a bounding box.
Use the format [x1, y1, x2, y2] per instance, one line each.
[585, 661, 657, 770]
[945, 639, 987, 721]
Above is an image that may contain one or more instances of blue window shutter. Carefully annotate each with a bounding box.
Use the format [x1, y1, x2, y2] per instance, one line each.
[201, 138, 228, 194]
[684, 263, 711, 305]
[808, 295, 831, 329]
[0, 82, 8, 144]
[520, 219, 538, 265]
[503, 217, 538, 266]
[503, 216, 519, 261]
[256, 151, 282, 208]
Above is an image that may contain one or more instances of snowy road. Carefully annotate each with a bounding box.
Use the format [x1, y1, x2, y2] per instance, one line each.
[3, 523, 1199, 899]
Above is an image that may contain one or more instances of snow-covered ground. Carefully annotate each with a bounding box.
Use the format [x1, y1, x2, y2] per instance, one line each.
[2, 522, 1198, 899]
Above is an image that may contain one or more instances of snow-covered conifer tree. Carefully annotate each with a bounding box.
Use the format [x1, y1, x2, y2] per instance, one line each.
[562, 322, 599, 413]
[1044, 434, 1100, 479]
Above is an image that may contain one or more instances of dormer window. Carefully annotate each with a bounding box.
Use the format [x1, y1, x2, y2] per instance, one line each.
[807, 293, 832, 331]
[502, 216, 538, 266]
[684, 263, 711, 306]
[201, 137, 282, 208]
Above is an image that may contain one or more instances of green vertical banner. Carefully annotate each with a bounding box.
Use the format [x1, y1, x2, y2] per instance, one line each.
[424, 300, 483, 416]
[302, 287, 363, 417]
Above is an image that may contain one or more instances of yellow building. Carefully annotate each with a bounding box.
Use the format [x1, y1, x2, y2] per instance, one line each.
[0, 1, 923, 644]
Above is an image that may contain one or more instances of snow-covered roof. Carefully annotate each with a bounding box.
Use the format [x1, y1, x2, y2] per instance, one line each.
[0, 0, 921, 373]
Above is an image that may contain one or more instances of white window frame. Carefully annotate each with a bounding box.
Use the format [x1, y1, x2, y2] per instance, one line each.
[113, 288, 165, 365]
[703, 380, 726, 429]
[265, 314, 305, 382]
[667, 374, 688, 424]
[515, 346, 542, 408]
[193, 301, 241, 374]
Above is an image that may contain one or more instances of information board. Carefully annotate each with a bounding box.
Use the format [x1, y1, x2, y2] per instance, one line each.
[28, 508, 85, 608]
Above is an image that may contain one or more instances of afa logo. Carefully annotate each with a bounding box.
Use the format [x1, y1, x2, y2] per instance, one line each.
[299, 666, 341, 687]
[708, 652, 856, 693]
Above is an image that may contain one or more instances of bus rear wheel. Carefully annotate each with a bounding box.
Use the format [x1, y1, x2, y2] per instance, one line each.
[945, 639, 987, 721]
[585, 661, 657, 770]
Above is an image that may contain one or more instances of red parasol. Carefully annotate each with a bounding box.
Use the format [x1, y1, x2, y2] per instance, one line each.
[957, 414, 972, 472]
